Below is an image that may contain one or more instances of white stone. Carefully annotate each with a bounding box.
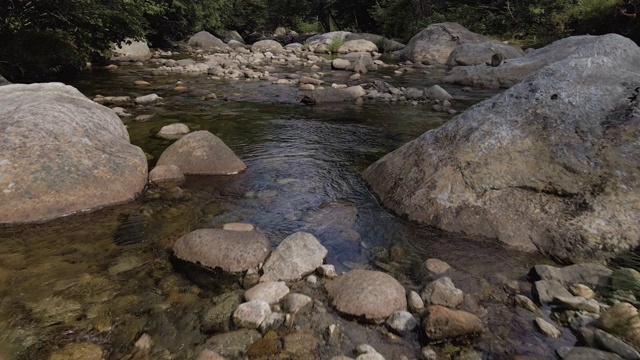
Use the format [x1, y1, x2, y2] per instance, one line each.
[244, 282, 290, 305]
[233, 300, 271, 329]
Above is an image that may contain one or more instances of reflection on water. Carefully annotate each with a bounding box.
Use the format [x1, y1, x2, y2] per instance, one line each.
[0, 63, 566, 359]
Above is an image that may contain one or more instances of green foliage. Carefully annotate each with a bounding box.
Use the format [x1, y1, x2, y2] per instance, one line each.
[327, 38, 345, 53]
[0, 0, 150, 81]
[0, 0, 630, 82]
[372, 0, 624, 44]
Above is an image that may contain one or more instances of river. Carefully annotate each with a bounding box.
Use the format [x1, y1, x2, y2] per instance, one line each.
[0, 58, 570, 359]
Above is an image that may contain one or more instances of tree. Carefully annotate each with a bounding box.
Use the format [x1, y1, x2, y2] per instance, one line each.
[0, 0, 153, 81]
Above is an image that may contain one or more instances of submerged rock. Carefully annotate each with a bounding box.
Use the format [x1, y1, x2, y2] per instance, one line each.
[49, 342, 104, 360]
[148, 164, 185, 188]
[301, 87, 358, 105]
[156, 131, 246, 175]
[325, 269, 407, 323]
[0, 83, 147, 224]
[205, 329, 262, 358]
[363, 34, 640, 260]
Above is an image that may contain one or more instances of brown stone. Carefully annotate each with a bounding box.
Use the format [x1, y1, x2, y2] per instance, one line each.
[326, 269, 407, 323]
[282, 331, 318, 356]
[422, 305, 483, 341]
[247, 338, 282, 359]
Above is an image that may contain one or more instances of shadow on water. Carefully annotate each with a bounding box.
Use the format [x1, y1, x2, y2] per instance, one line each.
[0, 62, 568, 359]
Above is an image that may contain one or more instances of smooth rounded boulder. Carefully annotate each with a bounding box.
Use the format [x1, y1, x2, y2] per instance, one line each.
[156, 130, 246, 175]
[363, 34, 640, 261]
[172, 229, 270, 273]
[188, 31, 228, 50]
[397, 22, 495, 65]
[0, 83, 147, 224]
[251, 40, 283, 54]
[325, 269, 407, 323]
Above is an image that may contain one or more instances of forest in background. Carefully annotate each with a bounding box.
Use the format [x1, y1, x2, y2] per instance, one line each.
[0, 0, 628, 82]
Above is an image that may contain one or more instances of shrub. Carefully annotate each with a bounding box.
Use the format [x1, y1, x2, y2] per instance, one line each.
[327, 38, 344, 53]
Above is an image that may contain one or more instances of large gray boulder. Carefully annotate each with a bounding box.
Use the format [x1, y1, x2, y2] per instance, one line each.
[156, 130, 246, 175]
[111, 39, 152, 62]
[363, 34, 640, 261]
[172, 229, 270, 273]
[443, 35, 613, 88]
[326, 269, 407, 323]
[188, 31, 228, 50]
[0, 83, 147, 224]
[445, 41, 524, 67]
[0, 74, 10, 85]
[397, 23, 494, 65]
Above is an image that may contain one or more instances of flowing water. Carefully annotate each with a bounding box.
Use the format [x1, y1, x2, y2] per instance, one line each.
[0, 60, 571, 359]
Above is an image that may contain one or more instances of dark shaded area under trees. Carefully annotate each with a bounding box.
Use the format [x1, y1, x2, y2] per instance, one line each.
[0, 0, 632, 82]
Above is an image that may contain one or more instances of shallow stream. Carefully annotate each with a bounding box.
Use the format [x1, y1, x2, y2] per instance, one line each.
[0, 59, 571, 359]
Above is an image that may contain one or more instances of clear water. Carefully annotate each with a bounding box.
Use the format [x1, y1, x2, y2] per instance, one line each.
[0, 61, 571, 359]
